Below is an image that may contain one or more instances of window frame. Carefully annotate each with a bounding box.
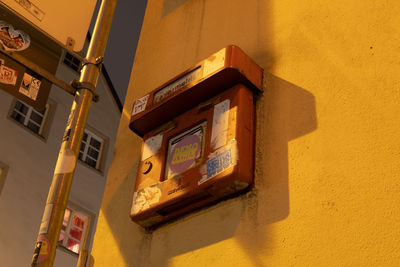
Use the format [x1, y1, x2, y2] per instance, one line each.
[78, 129, 105, 171]
[9, 99, 50, 137]
[58, 204, 93, 255]
[62, 51, 81, 73]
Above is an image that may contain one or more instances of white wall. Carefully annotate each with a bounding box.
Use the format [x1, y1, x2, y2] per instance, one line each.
[0, 53, 121, 267]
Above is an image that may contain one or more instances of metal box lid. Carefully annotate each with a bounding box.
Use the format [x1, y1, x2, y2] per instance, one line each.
[129, 45, 263, 137]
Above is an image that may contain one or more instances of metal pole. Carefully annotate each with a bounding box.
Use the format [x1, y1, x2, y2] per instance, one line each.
[31, 0, 117, 266]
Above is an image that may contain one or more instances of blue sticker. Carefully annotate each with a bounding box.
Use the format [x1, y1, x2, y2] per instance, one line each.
[206, 149, 232, 178]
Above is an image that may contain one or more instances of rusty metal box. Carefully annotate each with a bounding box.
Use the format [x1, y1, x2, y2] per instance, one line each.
[129, 45, 262, 227]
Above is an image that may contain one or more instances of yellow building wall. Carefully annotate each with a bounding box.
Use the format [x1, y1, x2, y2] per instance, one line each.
[91, 0, 400, 266]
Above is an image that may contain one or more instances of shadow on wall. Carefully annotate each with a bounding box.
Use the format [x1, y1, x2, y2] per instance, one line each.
[254, 72, 318, 223]
[232, 73, 318, 266]
[93, 0, 317, 265]
[92, 74, 317, 267]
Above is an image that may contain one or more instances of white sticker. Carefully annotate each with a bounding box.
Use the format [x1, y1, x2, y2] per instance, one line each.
[0, 65, 17, 85]
[132, 94, 149, 115]
[203, 48, 225, 77]
[19, 73, 41, 100]
[142, 134, 163, 160]
[39, 204, 53, 234]
[131, 185, 162, 214]
[210, 99, 230, 149]
[54, 149, 76, 174]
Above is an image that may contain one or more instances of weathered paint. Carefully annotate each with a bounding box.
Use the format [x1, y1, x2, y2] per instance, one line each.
[91, 0, 400, 266]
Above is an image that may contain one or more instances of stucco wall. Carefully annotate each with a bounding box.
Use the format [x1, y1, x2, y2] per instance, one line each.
[91, 0, 400, 266]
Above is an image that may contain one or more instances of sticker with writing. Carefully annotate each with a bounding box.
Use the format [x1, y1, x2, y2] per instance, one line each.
[154, 67, 202, 104]
[169, 134, 201, 173]
[165, 123, 204, 179]
[198, 139, 238, 185]
[206, 149, 232, 178]
[19, 73, 41, 100]
[132, 94, 149, 115]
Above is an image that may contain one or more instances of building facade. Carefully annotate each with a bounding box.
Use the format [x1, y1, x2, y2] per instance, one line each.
[91, 0, 400, 266]
[0, 16, 121, 267]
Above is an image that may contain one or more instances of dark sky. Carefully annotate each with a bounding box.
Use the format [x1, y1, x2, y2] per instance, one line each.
[90, 0, 148, 103]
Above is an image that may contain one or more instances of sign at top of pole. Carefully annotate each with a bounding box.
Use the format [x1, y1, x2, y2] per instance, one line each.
[0, 0, 97, 51]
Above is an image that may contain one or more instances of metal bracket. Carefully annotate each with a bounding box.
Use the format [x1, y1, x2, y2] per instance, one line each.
[70, 80, 100, 102]
[81, 56, 104, 71]
[66, 37, 75, 51]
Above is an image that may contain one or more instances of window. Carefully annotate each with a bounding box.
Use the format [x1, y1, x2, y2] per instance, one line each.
[10, 100, 49, 136]
[58, 206, 91, 254]
[63, 52, 81, 72]
[79, 130, 104, 170]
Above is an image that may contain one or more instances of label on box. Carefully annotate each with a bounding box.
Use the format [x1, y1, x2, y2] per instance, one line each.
[211, 99, 230, 149]
[132, 94, 149, 115]
[165, 123, 205, 179]
[142, 134, 163, 160]
[206, 148, 232, 178]
[154, 67, 202, 104]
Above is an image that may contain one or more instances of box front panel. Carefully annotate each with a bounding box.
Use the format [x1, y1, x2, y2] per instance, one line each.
[131, 84, 255, 227]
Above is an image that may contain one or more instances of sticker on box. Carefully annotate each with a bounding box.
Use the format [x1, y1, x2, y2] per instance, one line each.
[198, 139, 238, 185]
[210, 99, 230, 149]
[132, 94, 149, 115]
[169, 134, 201, 173]
[142, 134, 163, 160]
[206, 149, 232, 178]
[131, 184, 162, 215]
[165, 123, 204, 179]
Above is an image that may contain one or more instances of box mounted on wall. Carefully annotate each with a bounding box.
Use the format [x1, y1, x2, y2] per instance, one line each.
[129, 45, 263, 227]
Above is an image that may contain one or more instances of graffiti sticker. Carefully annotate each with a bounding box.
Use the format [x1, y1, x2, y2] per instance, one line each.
[36, 235, 50, 263]
[0, 21, 30, 51]
[0, 64, 17, 85]
[165, 123, 205, 179]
